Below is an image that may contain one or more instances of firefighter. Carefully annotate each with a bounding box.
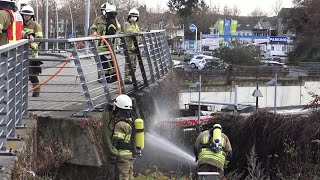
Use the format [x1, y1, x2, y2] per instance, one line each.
[90, 3, 121, 83]
[20, 5, 43, 97]
[123, 8, 140, 84]
[194, 123, 232, 179]
[109, 94, 144, 180]
[0, 0, 23, 46]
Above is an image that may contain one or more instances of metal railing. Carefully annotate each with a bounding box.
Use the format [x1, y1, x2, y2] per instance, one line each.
[0, 30, 172, 153]
[0, 40, 29, 152]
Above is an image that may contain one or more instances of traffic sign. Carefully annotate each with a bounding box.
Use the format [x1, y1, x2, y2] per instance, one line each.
[189, 24, 197, 33]
[69, 34, 75, 39]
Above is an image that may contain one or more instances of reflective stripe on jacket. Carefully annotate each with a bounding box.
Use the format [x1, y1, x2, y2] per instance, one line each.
[0, 9, 23, 45]
[23, 20, 43, 58]
[195, 131, 231, 171]
[123, 21, 139, 50]
[111, 119, 134, 159]
[90, 15, 121, 52]
[198, 136, 226, 166]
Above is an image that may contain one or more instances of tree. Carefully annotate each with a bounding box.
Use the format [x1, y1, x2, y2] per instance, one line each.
[167, 0, 199, 18]
[283, 0, 320, 63]
[232, 5, 241, 17]
[223, 5, 232, 16]
[272, 0, 283, 16]
[249, 8, 267, 17]
[214, 45, 261, 66]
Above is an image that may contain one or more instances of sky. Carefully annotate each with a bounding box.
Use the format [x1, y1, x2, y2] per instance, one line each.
[142, 0, 294, 16]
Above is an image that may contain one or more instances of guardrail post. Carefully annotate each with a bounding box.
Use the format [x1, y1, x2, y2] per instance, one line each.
[71, 43, 94, 115]
[147, 34, 160, 80]
[141, 34, 155, 83]
[120, 37, 138, 90]
[152, 33, 165, 76]
[0, 53, 8, 151]
[22, 44, 29, 116]
[133, 35, 148, 87]
[89, 40, 112, 101]
[7, 49, 16, 138]
[161, 32, 173, 69]
[15, 45, 24, 127]
[156, 32, 168, 73]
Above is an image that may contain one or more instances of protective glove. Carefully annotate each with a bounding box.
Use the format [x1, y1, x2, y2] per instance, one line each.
[224, 160, 230, 168]
[28, 34, 35, 43]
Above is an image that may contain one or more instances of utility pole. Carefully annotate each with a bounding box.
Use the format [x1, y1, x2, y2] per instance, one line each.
[67, 1, 74, 36]
[85, 0, 90, 54]
[195, 27, 198, 52]
[197, 71, 202, 127]
[35, 0, 38, 22]
[55, 4, 59, 49]
[45, 0, 48, 50]
[85, 0, 90, 37]
[274, 73, 278, 114]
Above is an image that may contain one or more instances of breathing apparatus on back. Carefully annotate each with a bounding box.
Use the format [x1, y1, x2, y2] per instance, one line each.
[211, 124, 223, 153]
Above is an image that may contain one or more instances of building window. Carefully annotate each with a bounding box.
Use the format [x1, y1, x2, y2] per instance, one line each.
[243, 33, 245, 36]
[282, 46, 287, 51]
[271, 46, 274, 50]
[247, 33, 250, 36]
[238, 33, 240, 35]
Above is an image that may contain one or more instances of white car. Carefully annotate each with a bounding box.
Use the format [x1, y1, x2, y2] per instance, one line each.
[187, 54, 212, 64]
[189, 58, 207, 69]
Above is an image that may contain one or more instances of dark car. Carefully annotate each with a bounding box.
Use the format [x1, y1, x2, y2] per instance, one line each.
[184, 52, 200, 62]
[205, 57, 228, 69]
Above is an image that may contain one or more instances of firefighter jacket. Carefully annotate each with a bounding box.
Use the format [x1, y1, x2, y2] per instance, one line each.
[0, 9, 23, 46]
[111, 118, 135, 160]
[90, 15, 121, 52]
[194, 130, 232, 171]
[123, 21, 139, 51]
[23, 20, 43, 58]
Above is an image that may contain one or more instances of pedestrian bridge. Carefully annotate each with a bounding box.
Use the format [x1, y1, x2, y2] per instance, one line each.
[0, 30, 172, 153]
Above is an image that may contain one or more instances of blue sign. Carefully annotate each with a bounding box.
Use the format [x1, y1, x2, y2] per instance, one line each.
[69, 34, 75, 39]
[268, 36, 289, 43]
[189, 24, 197, 33]
[224, 19, 231, 42]
[202, 34, 219, 38]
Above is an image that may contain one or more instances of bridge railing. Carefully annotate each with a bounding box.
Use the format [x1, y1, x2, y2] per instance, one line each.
[0, 40, 29, 152]
[0, 30, 172, 153]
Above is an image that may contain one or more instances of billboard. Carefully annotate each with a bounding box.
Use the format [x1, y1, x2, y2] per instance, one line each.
[224, 19, 231, 42]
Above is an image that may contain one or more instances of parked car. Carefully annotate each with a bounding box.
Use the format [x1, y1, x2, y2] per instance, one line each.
[184, 52, 200, 62]
[205, 57, 228, 69]
[189, 58, 207, 69]
[188, 54, 212, 64]
[261, 60, 287, 68]
[172, 60, 184, 70]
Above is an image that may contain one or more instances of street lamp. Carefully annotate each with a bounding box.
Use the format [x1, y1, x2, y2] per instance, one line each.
[252, 81, 263, 111]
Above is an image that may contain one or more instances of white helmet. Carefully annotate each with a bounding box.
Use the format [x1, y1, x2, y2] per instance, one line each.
[128, 8, 139, 17]
[114, 94, 132, 110]
[100, 3, 108, 11]
[0, 0, 16, 3]
[105, 4, 116, 13]
[20, 5, 34, 16]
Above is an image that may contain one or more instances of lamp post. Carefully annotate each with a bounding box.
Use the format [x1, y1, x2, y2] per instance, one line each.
[45, 0, 48, 50]
[252, 82, 263, 111]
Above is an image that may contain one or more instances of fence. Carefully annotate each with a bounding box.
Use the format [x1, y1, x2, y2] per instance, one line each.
[0, 40, 30, 152]
[0, 30, 172, 153]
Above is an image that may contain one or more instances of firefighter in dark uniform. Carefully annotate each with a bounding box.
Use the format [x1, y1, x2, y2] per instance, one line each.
[90, 3, 121, 83]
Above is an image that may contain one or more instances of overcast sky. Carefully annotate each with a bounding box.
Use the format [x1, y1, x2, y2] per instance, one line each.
[142, 0, 294, 16]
